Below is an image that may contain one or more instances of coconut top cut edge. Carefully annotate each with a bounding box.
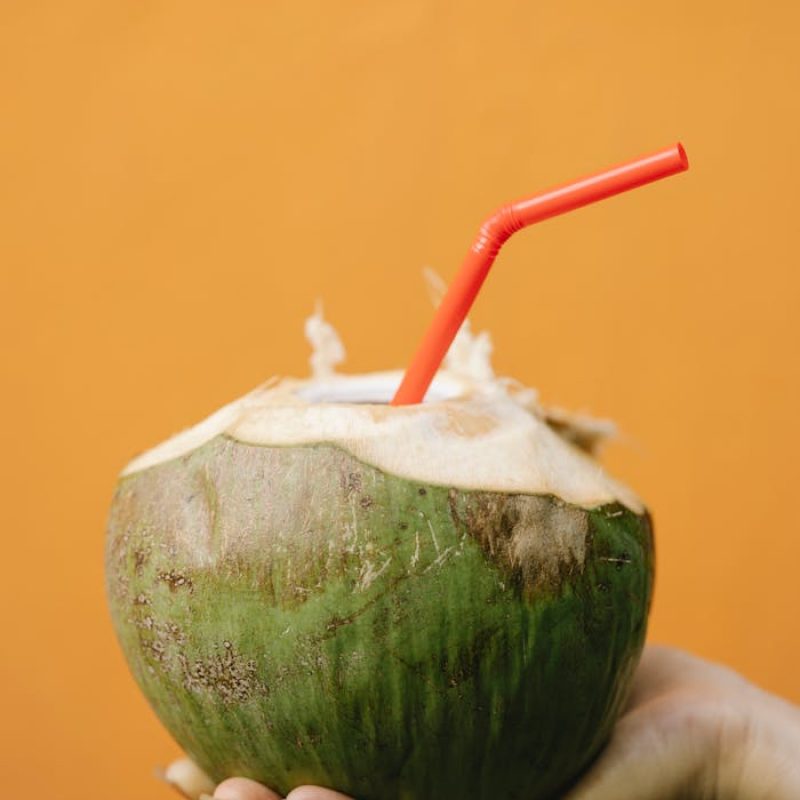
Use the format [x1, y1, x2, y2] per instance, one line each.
[120, 300, 644, 514]
[121, 369, 643, 514]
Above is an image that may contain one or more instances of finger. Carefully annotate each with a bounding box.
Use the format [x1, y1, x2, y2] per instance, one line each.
[286, 787, 354, 800]
[213, 777, 284, 800]
[563, 699, 721, 800]
[162, 757, 216, 799]
[626, 644, 743, 710]
[624, 645, 701, 708]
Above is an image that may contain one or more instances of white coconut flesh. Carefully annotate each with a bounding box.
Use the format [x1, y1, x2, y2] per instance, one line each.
[122, 305, 643, 514]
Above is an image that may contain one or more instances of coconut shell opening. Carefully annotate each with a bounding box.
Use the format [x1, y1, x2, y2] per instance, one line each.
[293, 372, 464, 405]
[121, 369, 643, 514]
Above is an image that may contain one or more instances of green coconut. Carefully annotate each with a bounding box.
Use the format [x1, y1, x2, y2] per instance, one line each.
[106, 347, 654, 799]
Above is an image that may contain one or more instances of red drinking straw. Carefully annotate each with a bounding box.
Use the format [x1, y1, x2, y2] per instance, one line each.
[391, 143, 689, 406]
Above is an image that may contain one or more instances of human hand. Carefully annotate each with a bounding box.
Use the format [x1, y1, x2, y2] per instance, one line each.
[162, 757, 351, 800]
[164, 645, 800, 800]
[566, 645, 800, 799]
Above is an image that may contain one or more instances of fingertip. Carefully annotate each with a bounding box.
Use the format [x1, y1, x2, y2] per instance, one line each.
[214, 777, 284, 800]
[286, 786, 353, 800]
[162, 757, 216, 799]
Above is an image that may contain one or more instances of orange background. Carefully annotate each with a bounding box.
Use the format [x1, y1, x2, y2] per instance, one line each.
[2, 1, 799, 797]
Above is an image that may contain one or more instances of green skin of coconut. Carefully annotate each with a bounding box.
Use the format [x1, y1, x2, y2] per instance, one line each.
[106, 433, 653, 800]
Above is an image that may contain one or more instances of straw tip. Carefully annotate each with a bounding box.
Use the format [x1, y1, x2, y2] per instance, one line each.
[675, 141, 689, 170]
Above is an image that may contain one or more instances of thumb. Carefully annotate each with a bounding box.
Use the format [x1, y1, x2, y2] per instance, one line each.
[564, 701, 722, 800]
